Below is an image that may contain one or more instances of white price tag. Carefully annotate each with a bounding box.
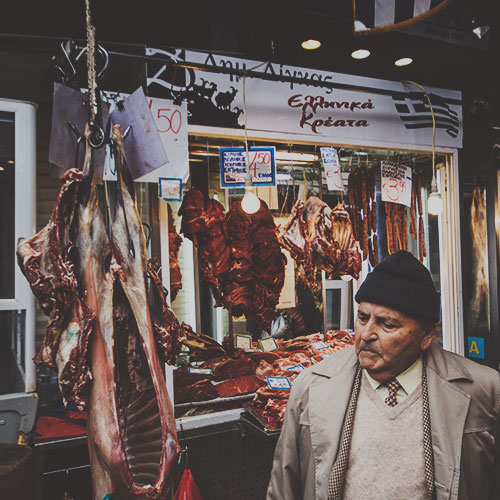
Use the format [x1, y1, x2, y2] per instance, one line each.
[320, 147, 343, 192]
[266, 376, 292, 390]
[381, 161, 413, 207]
[234, 334, 253, 350]
[159, 178, 182, 201]
[259, 337, 279, 352]
[286, 364, 305, 372]
[188, 368, 213, 376]
[310, 341, 329, 351]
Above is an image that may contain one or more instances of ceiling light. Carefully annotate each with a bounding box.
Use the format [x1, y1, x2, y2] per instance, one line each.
[275, 152, 318, 162]
[7, 160, 14, 164]
[191, 151, 219, 157]
[301, 39, 321, 50]
[395, 57, 413, 67]
[351, 49, 370, 60]
[0, 166, 4, 171]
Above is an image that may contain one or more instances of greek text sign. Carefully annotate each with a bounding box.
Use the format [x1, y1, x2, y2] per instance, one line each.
[220, 147, 276, 187]
[146, 48, 462, 148]
[381, 161, 413, 207]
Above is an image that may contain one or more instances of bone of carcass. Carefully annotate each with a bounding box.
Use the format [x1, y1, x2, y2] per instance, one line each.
[16, 169, 94, 410]
[181, 323, 227, 361]
[87, 124, 179, 499]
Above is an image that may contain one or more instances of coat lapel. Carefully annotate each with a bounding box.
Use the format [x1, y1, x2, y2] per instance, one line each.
[426, 343, 472, 499]
[308, 346, 358, 499]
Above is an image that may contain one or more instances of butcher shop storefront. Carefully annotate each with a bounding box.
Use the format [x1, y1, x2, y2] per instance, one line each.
[2, 47, 464, 499]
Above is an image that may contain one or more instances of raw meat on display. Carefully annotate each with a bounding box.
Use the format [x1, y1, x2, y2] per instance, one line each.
[279, 197, 361, 282]
[16, 169, 94, 410]
[167, 204, 183, 301]
[216, 375, 265, 398]
[182, 323, 227, 361]
[18, 125, 182, 499]
[179, 189, 286, 330]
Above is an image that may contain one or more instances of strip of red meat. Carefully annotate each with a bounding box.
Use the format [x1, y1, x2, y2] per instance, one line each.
[175, 379, 219, 404]
[216, 375, 265, 398]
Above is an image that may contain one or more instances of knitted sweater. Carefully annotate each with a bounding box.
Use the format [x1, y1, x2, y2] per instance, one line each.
[343, 374, 427, 500]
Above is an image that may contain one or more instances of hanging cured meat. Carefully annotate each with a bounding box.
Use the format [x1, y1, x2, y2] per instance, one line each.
[224, 200, 286, 330]
[167, 204, 183, 301]
[16, 168, 94, 410]
[17, 125, 182, 499]
[468, 186, 489, 331]
[179, 189, 286, 331]
[179, 189, 230, 305]
[347, 166, 378, 267]
[279, 196, 362, 280]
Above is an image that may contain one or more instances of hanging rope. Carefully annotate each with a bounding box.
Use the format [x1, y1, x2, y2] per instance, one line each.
[85, 0, 97, 125]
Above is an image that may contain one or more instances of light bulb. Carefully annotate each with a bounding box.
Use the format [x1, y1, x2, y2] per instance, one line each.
[241, 187, 261, 214]
[427, 191, 442, 215]
[341, 274, 353, 282]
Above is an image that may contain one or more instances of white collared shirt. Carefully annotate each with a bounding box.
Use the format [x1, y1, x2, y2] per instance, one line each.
[363, 355, 423, 402]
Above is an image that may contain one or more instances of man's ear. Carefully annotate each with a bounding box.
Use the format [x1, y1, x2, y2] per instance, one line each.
[420, 324, 437, 351]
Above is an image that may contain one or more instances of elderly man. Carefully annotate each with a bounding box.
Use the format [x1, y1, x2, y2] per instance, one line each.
[267, 250, 500, 500]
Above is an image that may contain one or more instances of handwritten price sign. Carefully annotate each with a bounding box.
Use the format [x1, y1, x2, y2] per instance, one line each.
[220, 147, 276, 187]
[320, 147, 343, 192]
[381, 161, 412, 207]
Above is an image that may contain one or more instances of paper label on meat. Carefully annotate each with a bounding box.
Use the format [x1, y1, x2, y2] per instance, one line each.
[320, 147, 343, 192]
[266, 376, 292, 390]
[188, 367, 213, 376]
[234, 334, 253, 350]
[259, 337, 279, 352]
[286, 364, 305, 372]
[310, 340, 329, 350]
[381, 161, 413, 207]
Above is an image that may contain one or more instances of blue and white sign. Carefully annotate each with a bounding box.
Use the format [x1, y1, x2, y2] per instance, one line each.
[266, 376, 292, 390]
[188, 368, 213, 376]
[220, 147, 276, 187]
[286, 364, 305, 373]
[310, 341, 329, 351]
[467, 337, 485, 359]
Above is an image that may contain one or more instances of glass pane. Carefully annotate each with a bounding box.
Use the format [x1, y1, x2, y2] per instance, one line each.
[326, 288, 342, 330]
[0, 111, 15, 299]
[0, 310, 25, 395]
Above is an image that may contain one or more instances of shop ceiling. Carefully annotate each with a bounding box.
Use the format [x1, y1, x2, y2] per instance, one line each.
[0, 0, 499, 95]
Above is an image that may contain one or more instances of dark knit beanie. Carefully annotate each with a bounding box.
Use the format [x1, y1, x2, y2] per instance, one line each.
[355, 250, 441, 324]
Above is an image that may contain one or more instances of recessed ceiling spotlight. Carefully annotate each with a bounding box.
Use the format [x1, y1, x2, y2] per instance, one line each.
[351, 49, 370, 59]
[395, 57, 413, 67]
[301, 39, 321, 50]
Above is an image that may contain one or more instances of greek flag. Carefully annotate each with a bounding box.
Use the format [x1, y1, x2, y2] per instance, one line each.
[393, 91, 460, 138]
[354, 0, 452, 34]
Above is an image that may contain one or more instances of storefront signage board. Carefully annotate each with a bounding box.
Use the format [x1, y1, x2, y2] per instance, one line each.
[146, 48, 463, 149]
[381, 161, 413, 207]
[320, 147, 343, 192]
[219, 147, 276, 187]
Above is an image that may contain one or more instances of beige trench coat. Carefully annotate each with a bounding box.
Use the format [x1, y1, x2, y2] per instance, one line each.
[267, 342, 500, 500]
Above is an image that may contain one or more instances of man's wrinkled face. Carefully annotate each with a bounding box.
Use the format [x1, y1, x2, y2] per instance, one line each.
[355, 302, 434, 382]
